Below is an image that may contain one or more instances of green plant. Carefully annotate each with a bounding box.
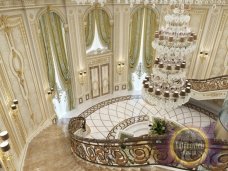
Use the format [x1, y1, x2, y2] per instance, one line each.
[149, 118, 167, 135]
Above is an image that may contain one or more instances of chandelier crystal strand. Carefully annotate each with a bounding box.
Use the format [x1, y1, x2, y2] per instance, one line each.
[142, 4, 195, 109]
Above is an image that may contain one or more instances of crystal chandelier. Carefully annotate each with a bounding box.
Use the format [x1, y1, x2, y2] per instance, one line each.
[142, 4, 196, 109]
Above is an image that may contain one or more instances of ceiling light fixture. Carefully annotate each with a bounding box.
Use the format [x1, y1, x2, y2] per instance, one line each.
[142, 4, 195, 109]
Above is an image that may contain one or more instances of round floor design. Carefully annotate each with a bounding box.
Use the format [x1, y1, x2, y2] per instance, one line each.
[81, 96, 216, 139]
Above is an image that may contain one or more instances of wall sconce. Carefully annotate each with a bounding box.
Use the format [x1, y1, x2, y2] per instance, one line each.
[10, 100, 26, 144]
[11, 99, 19, 110]
[117, 62, 125, 75]
[199, 51, 208, 61]
[47, 88, 54, 95]
[79, 71, 87, 85]
[12, 99, 18, 105]
[11, 104, 17, 110]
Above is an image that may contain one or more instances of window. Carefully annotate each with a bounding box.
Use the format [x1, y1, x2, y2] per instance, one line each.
[39, 11, 73, 117]
[131, 8, 147, 90]
[85, 9, 111, 54]
[86, 20, 108, 54]
[128, 7, 157, 90]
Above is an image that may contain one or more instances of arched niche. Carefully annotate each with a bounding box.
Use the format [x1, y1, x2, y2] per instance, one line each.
[36, 7, 75, 110]
[83, 6, 113, 52]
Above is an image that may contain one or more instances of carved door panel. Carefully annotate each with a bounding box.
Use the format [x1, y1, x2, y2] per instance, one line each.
[90, 64, 110, 98]
[90, 66, 100, 98]
[101, 64, 110, 95]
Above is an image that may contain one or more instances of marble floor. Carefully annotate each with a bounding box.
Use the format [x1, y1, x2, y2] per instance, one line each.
[83, 97, 215, 139]
[23, 125, 178, 171]
[23, 125, 123, 171]
[23, 93, 217, 170]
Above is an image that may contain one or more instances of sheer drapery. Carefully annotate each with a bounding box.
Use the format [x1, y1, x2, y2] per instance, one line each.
[50, 13, 69, 82]
[85, 11, 95, 48]
[143, 8, 157, 71]
[85, 9, 111, 49]
[129, 7, 157, 72]
[129, 8, 144, 71]
[128, 7, 157, 91]
[39, 13, 56, 89]
[39, 11, 74, 110]
[96, 9, 111, 49]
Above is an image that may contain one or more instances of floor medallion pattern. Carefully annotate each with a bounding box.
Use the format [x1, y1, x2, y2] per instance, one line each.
[80, 96, 216, 139]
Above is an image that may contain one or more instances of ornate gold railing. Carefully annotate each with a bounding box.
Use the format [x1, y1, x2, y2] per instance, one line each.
[69, 117, 228, 170]
[189, 75, 228, 92]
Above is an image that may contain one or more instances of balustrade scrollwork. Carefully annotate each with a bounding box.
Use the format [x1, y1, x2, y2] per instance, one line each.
[69, 117, 228, 170]
[189, 75, 228, 92]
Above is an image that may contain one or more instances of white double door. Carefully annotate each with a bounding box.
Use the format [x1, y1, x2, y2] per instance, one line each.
[89, 64, 110, 98]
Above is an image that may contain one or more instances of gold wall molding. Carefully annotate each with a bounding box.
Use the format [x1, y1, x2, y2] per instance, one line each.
[0, 45, 28, 164]
[0, 101, 21, 158]
[113, 6, 130, 88]
[193, 6, 222, 79]
[209, 9, 228, 78]
[191, 90, 227, 100]
[87, 53, 111, 66]
[27, 8, 55, 121]
[10, 109, 27, 145]
[187, 7, 208, 78]
[0, 15, 35, 125]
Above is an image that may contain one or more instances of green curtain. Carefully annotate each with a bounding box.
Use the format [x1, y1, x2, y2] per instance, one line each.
[85, 9, 111, 49]
[143, 8, 157, 71]
[129, 8, 144, 71]
[50, 13, 69, 82]
[96, 9, 111, 48]
[85, 12, 95, 48]
[49, 13, 74, 109]
[39, 13, 56, 89]
[39, 11, 74, 110]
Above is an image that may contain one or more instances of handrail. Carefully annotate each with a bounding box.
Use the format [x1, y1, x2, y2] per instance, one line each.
[69, 92, 228, 170]
[189, 75, 228, 92]
[69, 116, 228, 170]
